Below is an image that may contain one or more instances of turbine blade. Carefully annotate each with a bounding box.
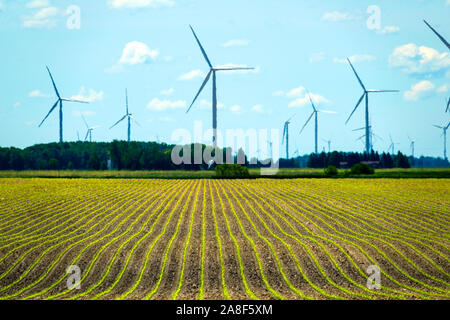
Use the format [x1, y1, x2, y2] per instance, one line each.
[347, 58, 366, 91]
[38, 100, 59, 127]
[345, 93, 365, 125]
[186, 70, 212, 113]
[132, 117, 142, 128]
[287, 114, 296, 123]
[282, 124, 287, 144]
[189, 25, 213, 68]
[446, 97, 450, 113]
[81, 114, 89, 129]
[84, 130, 89, 141]
[110, 115, 127, 129]
[307, 92, 317, 112]
[424, 20, 450, 50]
[299, 112, 314, 135]
[446, 121, 450, 130]
[318, 110, 337, 114]
[215, 67, 255, 71]
[62, 99, 89, 104]
[46, 66, 61, 99]
[433, 125, 443, 129]
[367, 90, 399, 93]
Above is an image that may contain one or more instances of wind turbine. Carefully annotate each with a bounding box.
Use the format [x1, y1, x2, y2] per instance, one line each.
[299, 92, 319, 154]
[408, 136, 416, 160]
[282, 115, 295, 159]
[345, 58, 398, 154]
[110, 89, 141, 142]
[300, 92, 334, 154]
[186, 25, 254, 148]
[424, 20, 450, 50]
[387, 134, 400, 155]
[82, 115, 99, 143]
[323, 139, 332, 153]
[433, 122, 450, 160]
[38, 66, 88, 143]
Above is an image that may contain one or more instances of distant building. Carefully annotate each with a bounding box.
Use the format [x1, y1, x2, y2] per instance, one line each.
[361, 161, 380, 168]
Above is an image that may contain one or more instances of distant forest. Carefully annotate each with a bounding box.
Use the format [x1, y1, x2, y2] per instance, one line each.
[0, 141, 448, 171]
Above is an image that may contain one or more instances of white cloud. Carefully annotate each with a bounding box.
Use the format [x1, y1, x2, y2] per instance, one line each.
[377, 26, 400, 35]
[230, 105, 244, 115]
[272, 90, 285, 96]
[14, 102, 21, 108]
[437, 84, 449, 93]
[108, 0, 175, 9]
[70, 87, 104, 103]
[26, 0, 49, 8]
[251, 104, 272, 115]
[389, 44, 450, 74]
[0, 1, 3, 10]
[321, 11, 358, 22]
[221, 39, 250, 47]
[334, 54, 376, 64]
[119, 41, 159, 65]
[160, 88, 174, 95]
[447, 0, 450, 5]
[404, 80, 435, 101]
[147, 98, 186, 111]
[25, 121, 35, 126]
[287, 86, 306, 98]
[29, 89, 48, 98]
[309, 52, 325, 63]
[22, 6, 60, 28]
[178, 70, 205, 81]
[289, 93, 330, 108]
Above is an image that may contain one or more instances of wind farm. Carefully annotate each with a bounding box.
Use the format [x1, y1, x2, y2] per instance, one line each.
[0, 1, 449, 306]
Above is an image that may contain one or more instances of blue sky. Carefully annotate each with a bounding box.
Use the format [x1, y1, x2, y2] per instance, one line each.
[0, 0, 449, 158]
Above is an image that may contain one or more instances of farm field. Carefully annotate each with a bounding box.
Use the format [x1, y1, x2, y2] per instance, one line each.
[0, 178, 449, 300]
[0, 168, 449, 179]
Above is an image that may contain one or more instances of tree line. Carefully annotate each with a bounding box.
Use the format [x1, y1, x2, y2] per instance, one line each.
[0, 142, 448, 171]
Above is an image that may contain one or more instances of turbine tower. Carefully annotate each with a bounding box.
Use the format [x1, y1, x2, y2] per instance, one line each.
[408, 136, 416, 159]
[186, 25, 254, 148]
[299, 93, 319, 154]
[267, 139, 273, 160]
[424, 20, 450, 50]
[323, 139, 331, 153]
[387, 134, 399, 155]
[110, 89, 141, 142]
[38, 66, 88, 143]
[282, 115, 295, 159]
[300, 92, 334, 154]
[433, 122, 450, 160]
[345, 58, 398, 154]
[82, 115, 99, 143]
